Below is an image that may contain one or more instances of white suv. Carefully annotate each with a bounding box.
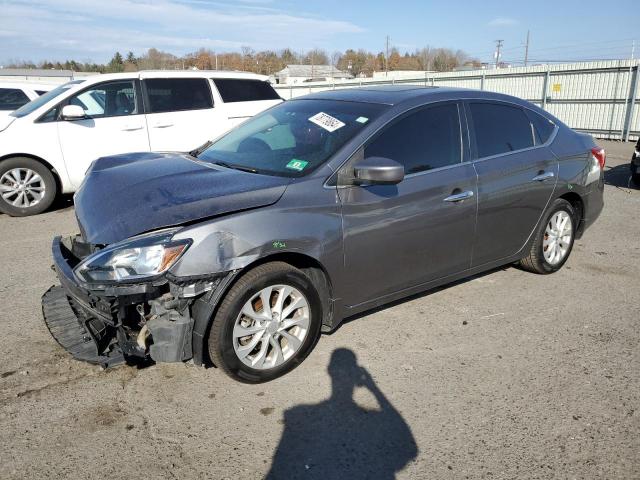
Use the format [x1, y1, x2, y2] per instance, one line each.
[0, 71, 282, 216]
[0, 82, 55, 119]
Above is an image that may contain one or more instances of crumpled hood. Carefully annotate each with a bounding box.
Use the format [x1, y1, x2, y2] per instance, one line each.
[74, 152, 290, 245]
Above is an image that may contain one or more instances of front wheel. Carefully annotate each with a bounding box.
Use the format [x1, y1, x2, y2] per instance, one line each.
[519, 198, 577, 274]
[208, 262, 322, 383]
[632, 171, 640, 186]
[0, 157, 57, 216]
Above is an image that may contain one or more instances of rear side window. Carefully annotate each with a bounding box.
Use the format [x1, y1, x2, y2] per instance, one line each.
[213, 79, 281, 103]
[525, 109, 555, 144]
[365, 103, 462, 174]
[144, 78, 213, 113]
[470, 103, 534, 158]
[0, 88, 30, 111]
[35, 90, 47, 96]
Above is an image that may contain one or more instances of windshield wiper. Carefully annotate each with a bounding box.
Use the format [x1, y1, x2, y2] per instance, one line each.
[189, 141, 213, 158]
[213, 161, 259, 174]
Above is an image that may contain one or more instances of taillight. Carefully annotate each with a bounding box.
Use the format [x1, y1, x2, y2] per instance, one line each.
[591, 146, 606, 170]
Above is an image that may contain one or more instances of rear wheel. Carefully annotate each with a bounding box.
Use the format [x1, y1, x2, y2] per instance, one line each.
[520, 198, 576, 274]
[208, 262, 322, 383]
[0, 157, 57, 216]
[632, 172, 640, 186]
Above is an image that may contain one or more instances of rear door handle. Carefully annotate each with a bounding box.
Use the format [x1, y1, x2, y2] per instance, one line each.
[531, 171, 555, 182]
[444, 190, 474, 202]
[121, 125, 144, 131]
[152, 122, 173, 128]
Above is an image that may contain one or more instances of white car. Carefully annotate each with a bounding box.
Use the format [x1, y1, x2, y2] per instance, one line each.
[0, 71, 282, 216]
[0, 82, 55, 119]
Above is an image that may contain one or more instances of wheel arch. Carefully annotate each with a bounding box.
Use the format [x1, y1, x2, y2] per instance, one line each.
[190, 251, 335, 367]
[557, 191, 585, 237]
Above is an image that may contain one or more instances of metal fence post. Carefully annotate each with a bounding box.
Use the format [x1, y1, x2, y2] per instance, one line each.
[480, 72, 485, 91]
[542, 67, 550, 110]
[623, 64, 639, 142]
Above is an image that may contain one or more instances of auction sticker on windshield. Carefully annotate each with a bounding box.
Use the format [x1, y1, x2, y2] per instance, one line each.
[286, 159, 309, 171]
[308, 112, 345, 132]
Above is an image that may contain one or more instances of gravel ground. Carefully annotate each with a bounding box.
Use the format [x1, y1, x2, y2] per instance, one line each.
[0, 140, 638, 479]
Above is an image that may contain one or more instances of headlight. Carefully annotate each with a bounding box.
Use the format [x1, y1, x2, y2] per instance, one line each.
[74, 231, 190, 283]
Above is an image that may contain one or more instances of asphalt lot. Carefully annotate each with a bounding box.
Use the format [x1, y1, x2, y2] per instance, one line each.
[0, 140, 638, 479]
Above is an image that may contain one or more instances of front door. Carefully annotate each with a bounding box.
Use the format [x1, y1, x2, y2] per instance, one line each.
[57, 79, 149, 188]
[466, 101, 558, 266]
[339, 102, 478, 308]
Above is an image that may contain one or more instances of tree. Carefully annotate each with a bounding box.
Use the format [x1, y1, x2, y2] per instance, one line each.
[107, 51, 124, 73]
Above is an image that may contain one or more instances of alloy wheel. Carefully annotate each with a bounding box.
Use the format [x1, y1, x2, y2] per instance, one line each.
[232, 284, 310, 370]
[0, 168, 46, 208]
[543, 210, 573, 265]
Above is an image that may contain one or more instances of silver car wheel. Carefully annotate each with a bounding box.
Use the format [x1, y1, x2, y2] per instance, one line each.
[543, 210, 573, 265]
[0, 168, 46, 208]
[233, 284, 310, 370]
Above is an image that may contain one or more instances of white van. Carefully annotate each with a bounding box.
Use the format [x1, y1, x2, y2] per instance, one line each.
[0, 71, 282, 216]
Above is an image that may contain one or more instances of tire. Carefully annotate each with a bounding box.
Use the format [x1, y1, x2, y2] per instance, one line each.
[0, 157, 57, 216]
[632, 172, 640, 186]
[208, 262, 322, 383]
[519, 198, 577, 274]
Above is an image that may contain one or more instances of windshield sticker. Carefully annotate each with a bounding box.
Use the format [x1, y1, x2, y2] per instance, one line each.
[308, 112, 345, 132]
[286, 159, 309, 171]
[355, 116, 369, 124]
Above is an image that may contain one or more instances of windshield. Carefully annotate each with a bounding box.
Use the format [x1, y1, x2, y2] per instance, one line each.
[10, 80, 85, 118]
[197, 99, 387, 177]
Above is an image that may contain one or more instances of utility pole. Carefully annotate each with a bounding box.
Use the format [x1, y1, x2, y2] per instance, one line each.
[524, 31, 530, 67]
[385, 35, 390, 77]
[494, 39, 504, 69]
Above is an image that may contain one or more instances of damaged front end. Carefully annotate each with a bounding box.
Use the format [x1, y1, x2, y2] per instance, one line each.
[42, 234, 232, 368]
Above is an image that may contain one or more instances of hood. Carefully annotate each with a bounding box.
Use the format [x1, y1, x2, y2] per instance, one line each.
[74, 152, 290, 245]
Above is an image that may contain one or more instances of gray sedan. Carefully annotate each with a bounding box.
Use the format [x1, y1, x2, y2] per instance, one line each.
[43, 86, 605, 383]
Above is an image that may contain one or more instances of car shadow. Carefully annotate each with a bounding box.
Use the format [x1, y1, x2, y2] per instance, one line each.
[604, 163, 636, 189]
[332, 264, 511, 334]
[265, 348, 418, 480]
[0, 193, 74, 217]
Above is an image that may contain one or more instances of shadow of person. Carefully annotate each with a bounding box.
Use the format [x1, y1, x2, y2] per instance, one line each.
[266, 348, 418, 480]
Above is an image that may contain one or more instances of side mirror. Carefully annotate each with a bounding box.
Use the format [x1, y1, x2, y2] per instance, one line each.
[61, 104, 86, 120]
[353, 157, 404, 185]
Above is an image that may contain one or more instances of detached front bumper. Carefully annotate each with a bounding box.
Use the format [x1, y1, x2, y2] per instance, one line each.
[42, 236, 199, 368]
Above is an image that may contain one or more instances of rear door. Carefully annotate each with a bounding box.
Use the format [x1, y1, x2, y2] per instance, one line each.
[339, 102, 478, 308]
[211, 78, 282, 129]
[143, 77, 222, 152]
[57, 79, 149, 188]
[467, 101, 558, 267]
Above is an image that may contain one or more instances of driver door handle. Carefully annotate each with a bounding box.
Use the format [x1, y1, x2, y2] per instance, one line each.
[121, 124, 144, 132]
[152, 122, 174, 128]
[531, 171, 555, 182]
[444, 190, 474, 202]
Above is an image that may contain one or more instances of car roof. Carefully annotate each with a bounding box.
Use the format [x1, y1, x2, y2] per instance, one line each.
[295, 85, 527, 107]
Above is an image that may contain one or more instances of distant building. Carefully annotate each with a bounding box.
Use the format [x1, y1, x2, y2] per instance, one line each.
[0, 68, 99, 84]
[274, 65, 353, 85]
[371, 70, 435, 80]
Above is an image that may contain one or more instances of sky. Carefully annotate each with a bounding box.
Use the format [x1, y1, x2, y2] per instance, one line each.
[0, 0, 637, 66]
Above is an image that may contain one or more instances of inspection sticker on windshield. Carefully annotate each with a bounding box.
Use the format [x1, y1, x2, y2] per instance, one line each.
[355, 116, 369, 124]
[308, 112, 345, 132]
[286, 159, 309, 171]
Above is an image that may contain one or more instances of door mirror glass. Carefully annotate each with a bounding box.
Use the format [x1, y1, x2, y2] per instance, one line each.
[353, 157, 404, 185]
[61, 104, 86, 120]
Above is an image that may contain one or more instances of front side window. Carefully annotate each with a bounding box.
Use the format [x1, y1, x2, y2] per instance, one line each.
[196, 99, 387, 177]
[68, 81, 137, 118]
[13, 80, 84, 119]
[213, 79, 281, 103]
[470, 103, 534, 158]
[0, 88, 30, 111]
[364, 103, 462, 175]
[144, 78, 213, 113]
